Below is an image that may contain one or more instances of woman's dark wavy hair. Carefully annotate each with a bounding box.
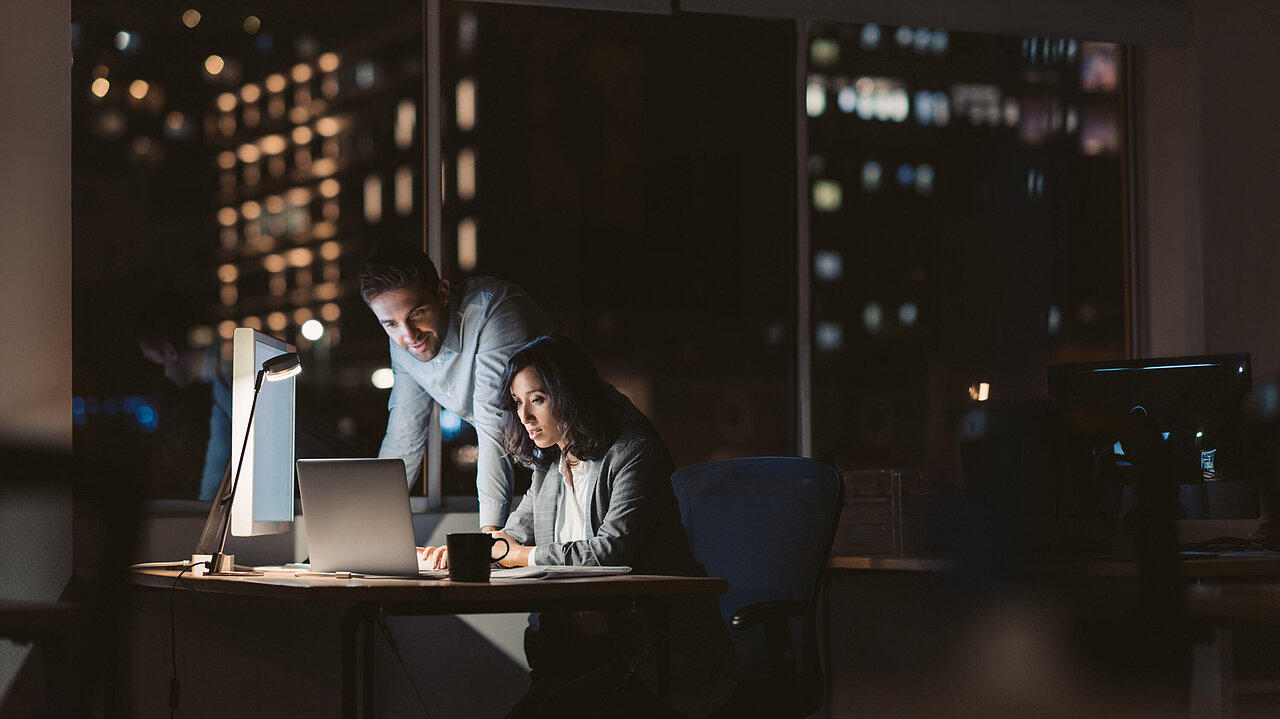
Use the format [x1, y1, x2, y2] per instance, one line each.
[357, 241, 441, 305]
[499, 335, 621, 467]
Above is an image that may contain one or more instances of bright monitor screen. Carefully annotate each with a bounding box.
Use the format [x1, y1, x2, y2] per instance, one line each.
[230, 327, 296, 536]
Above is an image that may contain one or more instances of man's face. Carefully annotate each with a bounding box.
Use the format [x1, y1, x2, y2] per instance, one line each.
[139, 340, 192, 387]
[368, 279, 451, 362]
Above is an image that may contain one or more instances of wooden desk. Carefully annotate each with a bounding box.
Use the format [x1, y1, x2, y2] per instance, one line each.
[131, 569, 724, 718]
[1184, 582, 1280, 719]
[827, 555, 1280, 719]
[830, 553, 1280, 579]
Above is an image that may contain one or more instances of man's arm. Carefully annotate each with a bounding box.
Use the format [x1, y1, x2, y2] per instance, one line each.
[491, 469, 540, 565]
[379, 347, 434, 487]
[469, 289, 553, 528]
[473, 433, 515, 530]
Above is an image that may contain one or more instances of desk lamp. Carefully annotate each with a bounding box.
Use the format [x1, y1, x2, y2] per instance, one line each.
[207, 352, 301, 575]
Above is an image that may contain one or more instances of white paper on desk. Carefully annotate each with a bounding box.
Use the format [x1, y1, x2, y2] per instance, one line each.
[534, 566, 632, 578]
[492, 567, 548, 579]
[491, 566, 632, 580]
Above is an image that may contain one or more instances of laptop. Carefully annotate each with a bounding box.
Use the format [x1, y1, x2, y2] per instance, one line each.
[296, 457, 442, 577]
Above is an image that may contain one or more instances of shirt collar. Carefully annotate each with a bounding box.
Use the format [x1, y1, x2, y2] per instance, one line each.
[438, 280, 466, 357]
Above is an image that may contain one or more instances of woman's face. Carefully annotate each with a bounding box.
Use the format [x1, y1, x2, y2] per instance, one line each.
[510, 366, 566, 450]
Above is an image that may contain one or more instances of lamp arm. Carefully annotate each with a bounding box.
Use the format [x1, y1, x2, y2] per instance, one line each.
[216, 368, 266, 557]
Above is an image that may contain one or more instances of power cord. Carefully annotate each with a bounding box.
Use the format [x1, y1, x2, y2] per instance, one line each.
[375, 607, 434, 718]
[168, 566, 192, 718]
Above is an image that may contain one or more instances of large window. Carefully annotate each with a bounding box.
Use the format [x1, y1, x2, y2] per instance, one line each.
[805, 22, 1127, 485]
[72, 1, 423, 498]
[71, 2, 1127, 508]
[434, 6, 797, 491]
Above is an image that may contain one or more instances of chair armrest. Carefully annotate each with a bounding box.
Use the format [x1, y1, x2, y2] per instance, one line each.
[729, 598, 808, 631]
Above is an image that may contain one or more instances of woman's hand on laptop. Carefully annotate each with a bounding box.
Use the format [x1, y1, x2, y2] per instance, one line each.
[418, 545, 448, 570]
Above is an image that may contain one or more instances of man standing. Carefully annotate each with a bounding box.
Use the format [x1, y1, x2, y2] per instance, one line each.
[357, 242, 553, 531]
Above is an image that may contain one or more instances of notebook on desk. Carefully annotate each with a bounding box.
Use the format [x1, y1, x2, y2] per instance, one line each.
[296, 457, 440, 578]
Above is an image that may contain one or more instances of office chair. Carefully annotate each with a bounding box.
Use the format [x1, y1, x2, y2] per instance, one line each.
[671, 457, 843, 719]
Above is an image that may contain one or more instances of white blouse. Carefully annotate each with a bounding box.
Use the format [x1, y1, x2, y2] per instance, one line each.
[528, 453, 593, 566]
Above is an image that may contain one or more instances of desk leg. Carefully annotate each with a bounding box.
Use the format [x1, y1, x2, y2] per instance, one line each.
[1191, 626, 1233, 719]
[342, 606, 359, 719]
[363, 613, 375, 717]
[342, 604, 379, 719]
[647, 599, 671, 708]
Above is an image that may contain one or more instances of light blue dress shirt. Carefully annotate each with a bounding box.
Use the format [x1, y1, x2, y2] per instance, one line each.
[377, 277, 552, 528]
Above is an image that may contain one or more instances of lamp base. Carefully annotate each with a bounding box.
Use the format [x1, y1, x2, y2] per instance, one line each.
[204, 552, 263, 576]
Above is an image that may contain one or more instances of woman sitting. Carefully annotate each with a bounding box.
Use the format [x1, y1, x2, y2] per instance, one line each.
[422, 335, 734, 718]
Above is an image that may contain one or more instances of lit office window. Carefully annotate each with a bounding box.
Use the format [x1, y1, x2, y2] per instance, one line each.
[355, 59, 376, 89]
[364, 174, 383, 224]
[285, 247, 313, 268]
[861, 23, 881, 50]
[814, 251, 843, 281]
[810, 38, 839, 67]
[395, 99, 416, 150]
[807, 19, 1126, 485]
[861, 161, 883, 192]
[815, 321, 844, 351]
[458, 12, 478, 56]
[456, 78, 476, 131]
[457, 148, 476, 201]
[898, 302, 919, 326]
[458, 218, 477, 272]
[861, 302, 884, 334]
[812, 180, 842, 212]
[915, 164, 935, 195]
[806, 80, 827, 117]
[395, 166, 414, 216]
[837, 86, 857, 114]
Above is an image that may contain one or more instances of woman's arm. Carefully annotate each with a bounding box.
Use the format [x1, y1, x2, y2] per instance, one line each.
[533, 436, 666, 567]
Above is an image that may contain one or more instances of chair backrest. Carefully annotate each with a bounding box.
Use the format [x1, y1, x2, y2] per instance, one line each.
[671, 457, 843, 696]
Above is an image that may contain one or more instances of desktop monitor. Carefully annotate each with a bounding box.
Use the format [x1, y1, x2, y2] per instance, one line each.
[229, 327, 296, 536]
[1047, 353, 1257, 521]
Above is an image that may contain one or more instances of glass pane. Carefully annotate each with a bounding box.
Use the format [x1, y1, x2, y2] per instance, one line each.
[436, 6, 797, 488]
[72, 2, 423, 499]
[805, 22, 1127, 486]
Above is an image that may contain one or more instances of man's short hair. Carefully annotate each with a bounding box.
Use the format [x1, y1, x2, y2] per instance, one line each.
[357, 242, 441, 304]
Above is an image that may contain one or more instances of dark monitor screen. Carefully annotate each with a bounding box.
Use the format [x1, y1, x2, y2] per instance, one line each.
[1048, 353, 1255, 519]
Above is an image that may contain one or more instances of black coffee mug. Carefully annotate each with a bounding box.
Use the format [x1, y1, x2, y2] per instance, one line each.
[447, 532, 510, 582]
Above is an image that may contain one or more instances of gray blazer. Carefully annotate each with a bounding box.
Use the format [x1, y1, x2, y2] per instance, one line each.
[505, 427, 699, 573]
[503, 427, 735, 717]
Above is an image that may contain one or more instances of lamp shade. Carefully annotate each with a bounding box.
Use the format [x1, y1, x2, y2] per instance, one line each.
[262, 352, 301, 380]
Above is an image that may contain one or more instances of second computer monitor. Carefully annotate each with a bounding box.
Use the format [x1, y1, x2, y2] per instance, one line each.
[230, 327, 297, 537]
